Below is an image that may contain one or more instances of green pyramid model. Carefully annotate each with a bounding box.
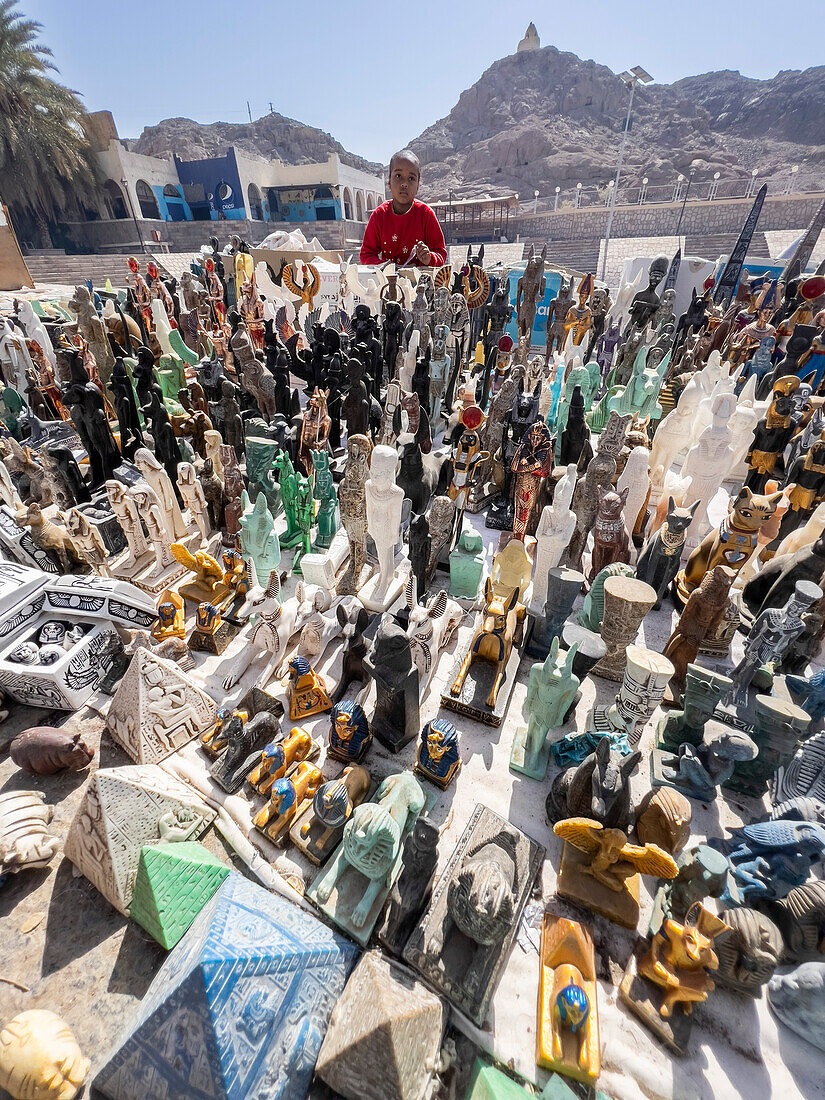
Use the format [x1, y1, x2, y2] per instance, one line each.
[130, 842, 229, 949]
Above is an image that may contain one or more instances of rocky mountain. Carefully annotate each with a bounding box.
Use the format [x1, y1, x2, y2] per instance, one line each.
[130, 112, 383, 176]
[407, 45, 825, 199]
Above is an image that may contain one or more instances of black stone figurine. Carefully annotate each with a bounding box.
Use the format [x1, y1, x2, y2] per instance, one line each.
[331, 605, 371, 703]
[547, 738, 641, 830]
[635, 497, 698, 609]
[558, 385, 590, 467]
[741, 532, 825, 625]
[364, 618, 420, 752]
[377, 816, 440, 956]
[210, 711, 281, 794]
[111, 356, 144, 459]
[408, 513, 431, 602]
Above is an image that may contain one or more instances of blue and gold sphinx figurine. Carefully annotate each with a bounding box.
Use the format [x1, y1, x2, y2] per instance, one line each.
[328, 700, 372, 764]
[414, 717, 461, 789]
[287, 655, 332, 720]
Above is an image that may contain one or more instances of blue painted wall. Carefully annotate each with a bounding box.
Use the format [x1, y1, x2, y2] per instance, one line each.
[150, 184, 192, 222]
[175, 150, 245, 221]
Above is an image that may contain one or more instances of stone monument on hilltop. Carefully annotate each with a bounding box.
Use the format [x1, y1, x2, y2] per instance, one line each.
[517, 22, 540, 51]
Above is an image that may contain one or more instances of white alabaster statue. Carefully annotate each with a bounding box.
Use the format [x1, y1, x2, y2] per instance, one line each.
[648, 374, 702, 507]
[134, 448, 187, 540]
[681, 391, 738, 549]
[106, 479, 150, 568]
[529, 463, 577, 615]
[692, 357, 737, 443]
[617, 445, 651, 547]
[359, 444, 406, 612]
[203, 430, 224, 483]
[177, 462, 212, 543]
[130, 484, 175, 570]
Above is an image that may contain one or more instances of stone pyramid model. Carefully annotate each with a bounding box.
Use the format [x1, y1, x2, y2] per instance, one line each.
[130, 842, 230, 950]
[106, 647, 217, 764]
[315, 949, 446, 1100]
[94, 873, 358, 1100]
[64, 765, 216, 915]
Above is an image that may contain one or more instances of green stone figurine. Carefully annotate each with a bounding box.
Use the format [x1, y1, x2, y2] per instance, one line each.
[245, 420, 282, 517]
[0, 386, 26, 439]
[312, 450, 340, 550]
[510, 637, 580, 780]
[449, 528, 485, 601]
[274, 448, 301, 546]
[290, 469, 316, 573]
[578, 562, 634, 632]
[239, 490, 281, 589]
[656, 664, 732, 752]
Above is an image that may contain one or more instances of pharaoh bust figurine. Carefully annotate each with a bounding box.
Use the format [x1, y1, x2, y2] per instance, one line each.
[360, 444, 406, 612]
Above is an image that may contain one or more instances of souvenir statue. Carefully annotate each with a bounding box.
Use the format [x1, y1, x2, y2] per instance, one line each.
[298, 387, 331, 474]
[635, 498, 699, 609]
[311, 449, 339, 550]
[624, 255, 669, 337]
[661, 565, 735, 705]
[253, 759, 323, 844]
[547, 738, 641, 830]
[564, 273, 593, 346]
[545, 280, 574, 360]
[330, 607, 371, 704]
[635, 787, 691, 857]
[404, 580, 463, 688]
[714, 907, 783, 998]
[583, 644, 674, 751]
[425, 494, 457, 583]
[0, 790, 60, 876]
[768, 962, 825, 1052]
[0, 1010, 90, 1100]
[287, 655, 332, 720]
[726, 694, 811, 798]
[327, 700, 372, 763]
[577, 561, 634, 632]
[238, 491, 281, 591]
[516, 245, 546, 339]
[620, 902, 729, 1053]
[404, 805, 544, 1026]
[281, 595, 361, 675]
[529, 464, 577, 617]
[359, 444, 406, 611]
[511, 420, 554, 542]
[208, 709, 281, 793]
[652, 719, 758, 802]
[396, 425, 450, 515]
[526, 565, 585, 660]
[177, 461, 212, 542]
[14, 502, 84, 573]
[537, 915, 600, 1085]
[64, 508, 110, 577]
[290, 764, 372, 866]
[554, 816, 678, 928]
[449, 528, 485, 602]
[486, 380, 541, 531]
[407, 513, 431, 604]
[106, 479, 151, 569]
[199, 458, 224, 532]
[447, 404, 490, 529]
[726, 819, 825, 903]
[246, 727, 314, 796]
[770, 880, 825, 963]
[9, 726, 94, 776]
[365, 619, 420, 752]
[745, 377, 798, 492]
[415, 717, 461, 788]
[565, 411, 631, 571]
[741, 531, 825, 626]
[676, 487, 783, 602]
[170, 544, 230, 606]
[134, 447, 186, 538]
[310, 770, 427, 945]
[724, 580, 822, 710]
[511, 638, 580, 779]
[220, 567, 307, 692]
[153, 589, 185, 641]
[591, 574, 656, 681]
[777, 439, 825, 541]
[649, 843, 729, 940]
[378, 816, 440, 956]
[588, 486, 630, 582]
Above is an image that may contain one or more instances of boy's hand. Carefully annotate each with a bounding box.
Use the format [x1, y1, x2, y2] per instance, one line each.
[413, 241, 431, 266]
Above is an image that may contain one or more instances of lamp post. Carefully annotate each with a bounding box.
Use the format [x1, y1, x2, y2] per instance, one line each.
[674, 165, 696, 236]
[605, 180, 614, 207]
[673, 174, 684, 204]
[710, 171, 720, 201]
[554, 185, 561, 211]
[599, 65, 653, 281]
[575, 182, 582, 209]
[747, 168, 759, 199]
[121, 177, 146, 254]
[639, 177, 648, 205]
[533, 189, 539, 214]
[785, 165, 799, 195]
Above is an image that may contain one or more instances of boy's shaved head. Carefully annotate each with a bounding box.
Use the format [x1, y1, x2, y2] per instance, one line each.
[389, 148, 421, 177]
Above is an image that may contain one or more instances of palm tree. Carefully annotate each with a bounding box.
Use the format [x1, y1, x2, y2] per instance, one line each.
[0, 1, 99, 246]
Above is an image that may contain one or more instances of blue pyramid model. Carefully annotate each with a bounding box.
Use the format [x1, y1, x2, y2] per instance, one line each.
[95, 873, 359, 1100]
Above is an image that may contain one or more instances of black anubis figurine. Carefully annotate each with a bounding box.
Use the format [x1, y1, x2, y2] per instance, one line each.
[331, 605, 371, 703]
[383, 301, 405, 380]
[378, 816, 440, 955]
[547, 738, 641, 830]
[558, 385, 591, 468]
[111, 356, 144, 459]
[210, 711, 281, 793]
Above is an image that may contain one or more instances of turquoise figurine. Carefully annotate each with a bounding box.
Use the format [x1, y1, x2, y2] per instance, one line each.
[238, 490, 281, 588]
[273, 448, 302, 546]
[0, 386, 26, 439]
[449, 528, 485, 601]
[511, 638, 581, 780]
[312, 450, 340, 551]
[546, 364, 563, 430]
[415, 718, 461, 789]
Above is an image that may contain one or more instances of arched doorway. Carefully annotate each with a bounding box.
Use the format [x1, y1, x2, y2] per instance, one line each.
[102, 179, 128, 220]
[135, 179, 160, 219]
[247, 183, 264, 220]
[343, 188, 353, 220]
[356, 191, 364, 221]
[162, 183, 187, 222]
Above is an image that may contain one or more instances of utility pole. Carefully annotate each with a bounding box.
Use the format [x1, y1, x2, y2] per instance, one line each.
[121, 178, 146, 254]
[599, 65, 653, 282]
[269, 101, 274, 114]
[247, 101, 253, 123]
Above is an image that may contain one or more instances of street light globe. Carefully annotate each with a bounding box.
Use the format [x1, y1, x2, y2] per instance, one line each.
[751, 169, 758, 177]
[642, 177, 648, 185]
[576, 182, 582, 190]
[534, 190, 539, 197]
[677, 174, 685, 182]
[713, 172, 720, 180]
[555, 185, 561, 193]
[792, 165, 799, 173]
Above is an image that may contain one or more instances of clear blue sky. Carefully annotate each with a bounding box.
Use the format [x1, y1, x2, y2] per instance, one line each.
[25, 0, 822, 165]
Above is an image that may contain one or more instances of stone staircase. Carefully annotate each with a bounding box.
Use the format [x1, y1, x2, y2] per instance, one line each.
[523, 237, 603, 275]
[23, 252, 173, 289]
[683, 230, 772, 260]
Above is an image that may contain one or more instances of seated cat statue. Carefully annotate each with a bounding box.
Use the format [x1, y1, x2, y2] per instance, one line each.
[635, 497, 699, 609]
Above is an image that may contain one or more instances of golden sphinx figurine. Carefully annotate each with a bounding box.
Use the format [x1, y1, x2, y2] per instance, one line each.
[247, 727, 315, 796]
[537, 915, 601, 1084]
[171, 543, 231, 606]
[554, 817, 678, 928]
[152, 588, 185, 641]
[253, 759, 323, 844]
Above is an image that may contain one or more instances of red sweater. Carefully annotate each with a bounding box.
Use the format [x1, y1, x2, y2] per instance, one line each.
[360, 199, 447, 267]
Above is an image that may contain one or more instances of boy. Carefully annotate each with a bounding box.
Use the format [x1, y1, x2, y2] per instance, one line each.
[360, 149, 447, 267]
